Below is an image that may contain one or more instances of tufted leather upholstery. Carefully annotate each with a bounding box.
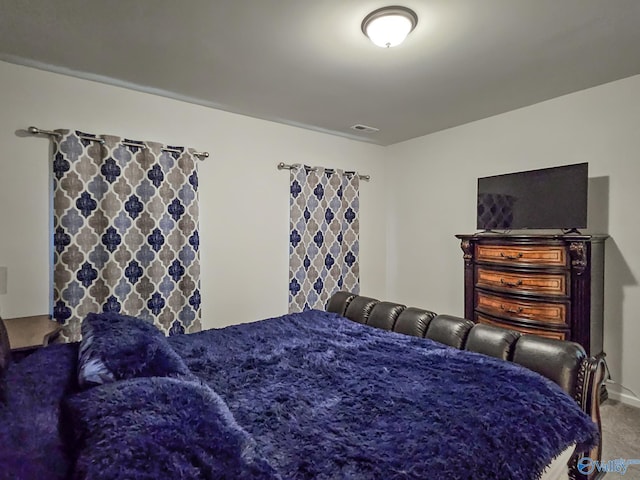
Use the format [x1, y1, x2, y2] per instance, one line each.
[326, 291, 356, 316]
[512, 335, 585, 396]
[343, 295, 379, 324]
[367, 302, 406, 330]
[465, 323, 521, 361]
[393, 307, 436, 337]
[425, 315, 474, 349]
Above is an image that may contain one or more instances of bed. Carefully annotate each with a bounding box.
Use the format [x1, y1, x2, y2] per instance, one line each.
[0, 292, 605, 480]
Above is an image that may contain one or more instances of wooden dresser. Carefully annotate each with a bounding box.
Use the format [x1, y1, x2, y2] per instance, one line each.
[455, 234, 607, 358]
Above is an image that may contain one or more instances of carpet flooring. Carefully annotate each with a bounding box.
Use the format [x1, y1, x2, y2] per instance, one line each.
[600, 399, 640, 479]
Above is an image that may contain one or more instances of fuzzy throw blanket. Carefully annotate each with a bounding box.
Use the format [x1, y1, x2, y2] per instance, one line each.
[0, 343, 78, 480]
[64, 377, 280, 480]
[1, 310, 598, 480]
[169, 311, 599, 480]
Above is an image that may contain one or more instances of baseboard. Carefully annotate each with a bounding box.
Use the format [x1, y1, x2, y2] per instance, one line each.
[604, 387, 640, 409]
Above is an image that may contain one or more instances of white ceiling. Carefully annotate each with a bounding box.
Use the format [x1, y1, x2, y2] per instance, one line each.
[1, 0, 639, 146]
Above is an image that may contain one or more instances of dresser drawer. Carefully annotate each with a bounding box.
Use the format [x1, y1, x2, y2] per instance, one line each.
[476, 314, 567, 341]
[475, 291, 568, 326]
[458, 233, 607, 358]
[476, 267, 568, 297]
[476, 244, 567, 267]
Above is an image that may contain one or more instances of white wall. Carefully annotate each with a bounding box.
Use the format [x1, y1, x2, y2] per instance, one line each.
[386, 74, 640, 406]
[0, 61, 388, 329]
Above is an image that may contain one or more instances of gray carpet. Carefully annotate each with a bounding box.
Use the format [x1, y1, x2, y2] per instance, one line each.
[600, 400, 640, 479]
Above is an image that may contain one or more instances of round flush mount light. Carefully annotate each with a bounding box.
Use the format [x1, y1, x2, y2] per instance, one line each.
[361, 6, 418, 48]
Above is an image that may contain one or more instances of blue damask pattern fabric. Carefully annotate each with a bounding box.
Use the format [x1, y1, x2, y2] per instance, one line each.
[52, 130, 201, 341]
[288, 165, 359, 312]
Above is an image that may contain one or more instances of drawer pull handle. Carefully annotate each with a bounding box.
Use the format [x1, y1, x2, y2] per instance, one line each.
[500, 304, 524, 314]
[500, 252, 524, 260]
[500, 278, 523, 288]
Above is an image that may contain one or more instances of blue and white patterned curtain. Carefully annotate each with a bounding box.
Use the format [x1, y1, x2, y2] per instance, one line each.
[288, 165, 359, 312]
[51, 130, 201, 341]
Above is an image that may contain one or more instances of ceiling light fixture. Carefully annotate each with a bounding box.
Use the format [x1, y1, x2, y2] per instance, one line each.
[361, 6, 418, 48]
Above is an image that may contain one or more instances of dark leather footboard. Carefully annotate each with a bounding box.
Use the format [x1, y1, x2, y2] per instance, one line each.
[0, 318, 11, 403]
[326, 292, 606, 480]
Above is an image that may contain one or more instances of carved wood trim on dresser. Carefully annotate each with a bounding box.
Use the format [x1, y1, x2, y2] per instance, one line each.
[455, 234, 608, 358]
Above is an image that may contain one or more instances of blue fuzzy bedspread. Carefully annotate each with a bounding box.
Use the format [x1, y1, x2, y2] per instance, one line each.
[0, 310, 598, 480]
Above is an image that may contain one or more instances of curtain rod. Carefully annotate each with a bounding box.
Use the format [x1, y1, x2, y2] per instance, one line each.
[26, 126, 209, 159]
[277, 162, 370, 181]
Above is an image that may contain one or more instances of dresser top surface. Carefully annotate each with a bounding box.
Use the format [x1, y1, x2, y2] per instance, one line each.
[456, 232, 609, 242]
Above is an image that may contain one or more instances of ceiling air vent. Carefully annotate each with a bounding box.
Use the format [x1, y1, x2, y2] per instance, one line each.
[350, 124, 379, 133]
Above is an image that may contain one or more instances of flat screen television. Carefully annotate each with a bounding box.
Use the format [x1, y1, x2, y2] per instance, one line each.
[476, 163, 588, 231]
